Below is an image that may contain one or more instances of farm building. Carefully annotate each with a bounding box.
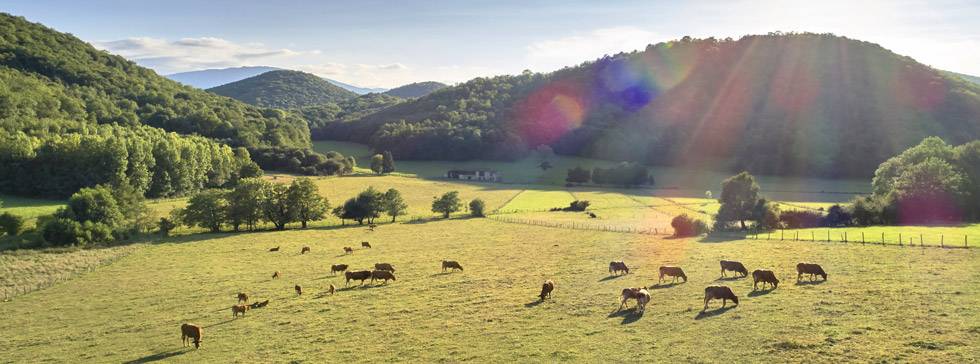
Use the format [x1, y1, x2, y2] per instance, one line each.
[446, 169, 500, 182]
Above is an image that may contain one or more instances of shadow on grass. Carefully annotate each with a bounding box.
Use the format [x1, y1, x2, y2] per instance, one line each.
[695, 306, 735, 320]
[598, 274, 627, 282]
[122, 349, 188, 364]
[647, 282, 681, 289]
[795, 279, 827, 286]
[607, 307, 644, 324]
[715, 276, 745, 281]
[429, 272, 456, 277]
[202, 319, 236, 329]
[337, 283, 383, 291]
[748, 288, 776, 297]
[524, 300, 544, 308]
[698, 232, 750, 243]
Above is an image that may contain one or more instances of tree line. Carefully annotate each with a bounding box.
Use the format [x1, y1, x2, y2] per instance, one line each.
[565, 162, 653, 187]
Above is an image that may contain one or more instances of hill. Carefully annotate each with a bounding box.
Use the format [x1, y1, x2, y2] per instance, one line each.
[320, 33, 980, 178]
[326, 78, 388, 95]
[208, 70, 358, 108]
[384, 81, 447, 98]
[166, 66, 280, 89]
[947, 71, 980, 86]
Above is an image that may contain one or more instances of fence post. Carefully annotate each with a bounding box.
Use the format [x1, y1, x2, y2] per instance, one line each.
[920, 234, 923, 247]
[827, 230, 830, 242]
[796, 231, 799, 241]
[811, 231, 815, 241]
[862, 232, 865, 244]
[781, 229, 784, 241]
[881, 232, 884, 245]
[844, 232, 847, 243]
[899, 233, 902, 247]
[941, 234, 944, 248]
[966, 235, 968, 248]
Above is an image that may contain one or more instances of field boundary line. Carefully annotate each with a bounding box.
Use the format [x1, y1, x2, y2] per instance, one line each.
[493, 189, 527, 213]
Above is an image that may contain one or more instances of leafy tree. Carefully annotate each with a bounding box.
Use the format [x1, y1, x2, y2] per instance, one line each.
[381, 188, 408, 222]
[0, 212, 25, 236]
[340, 187, 383, 224]
[262, 183, 294, 230]
[370, 154, 385, 175]
[823, 205, 851, 227]
[592, 162, 650, 187]
[469, 198, 486, 217]
[332, 205, 348, 225]
[226, 178, 268, 231]
[566, 166, 591, 184]
[716, 172, 762, 230]
[432, 191, 462, 218]
[382, 151, 396, 174]
[182, 190, 228, 233]
[157, 217, 177, 237]
[41, 218, 82, 246]
[58, 186, 123, 227]
[671, 214, 709, 237]
[751, 199, 781, 230]
[288, 178, 329, 228]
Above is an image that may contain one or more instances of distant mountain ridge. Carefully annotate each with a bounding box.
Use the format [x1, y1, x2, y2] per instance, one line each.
[326, 79, 388, 95]
[208, 70, 358, 108]
[167, 66, 387, 94]
[384, 81, 447, 98]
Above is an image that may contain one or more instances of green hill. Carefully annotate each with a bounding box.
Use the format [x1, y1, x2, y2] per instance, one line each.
[321, 33, 980, 178]
[384, 81, 447, 98]
[208, 70, 358, 108]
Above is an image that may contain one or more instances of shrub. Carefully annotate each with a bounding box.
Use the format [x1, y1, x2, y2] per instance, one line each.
[469, 198, 486, 217]
[432, 191, 462, 218]
[671, 214, 709, 237]
[551, 200, 591, 212]
[0, 212, 25, 236]
[779, 210, 823, 229]
[41, 218, 82, 246]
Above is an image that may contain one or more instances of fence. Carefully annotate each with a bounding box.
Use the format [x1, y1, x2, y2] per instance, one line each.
[750, 229, 974, 249]
[0, 248, 137, 302]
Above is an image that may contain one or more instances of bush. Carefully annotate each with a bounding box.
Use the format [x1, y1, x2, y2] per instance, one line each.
[551, 200, 590, 212]
[469, 198, 486, 217]
[779, 210, 823, 229]
[41, 218, 82, 246]
[0, 212, 25, 236]
[671, 214, 709, 237]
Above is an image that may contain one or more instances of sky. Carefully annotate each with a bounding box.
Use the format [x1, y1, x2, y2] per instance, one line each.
[5, 0, 979, 88]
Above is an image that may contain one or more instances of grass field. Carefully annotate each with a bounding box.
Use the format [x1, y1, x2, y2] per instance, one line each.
[1, 218, 977, 362]
[0, 244, 141, 301]
[0, 194, 64, 221]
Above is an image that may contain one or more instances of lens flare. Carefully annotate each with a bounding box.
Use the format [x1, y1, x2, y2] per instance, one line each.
[515, 82, 587, 146]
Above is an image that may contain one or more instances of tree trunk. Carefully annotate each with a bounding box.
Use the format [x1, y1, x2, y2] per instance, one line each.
[739, 220, 746, 230]
[301, 220, 307, 229]
[391, 215, 396, 222]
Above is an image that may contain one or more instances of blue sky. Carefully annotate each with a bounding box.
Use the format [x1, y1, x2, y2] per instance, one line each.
[5, 0, 979, 87]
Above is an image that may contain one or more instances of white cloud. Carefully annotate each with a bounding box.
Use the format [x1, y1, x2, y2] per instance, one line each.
[524, 27, 666, 72]
[93, 36, 309, 74]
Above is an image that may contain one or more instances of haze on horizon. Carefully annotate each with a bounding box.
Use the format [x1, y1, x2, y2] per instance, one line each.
[4, 0, 979, 88]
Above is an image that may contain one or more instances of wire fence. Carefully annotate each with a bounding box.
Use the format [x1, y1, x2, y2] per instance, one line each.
[0, 248, 137, 302]
[749, 229, 974, 249]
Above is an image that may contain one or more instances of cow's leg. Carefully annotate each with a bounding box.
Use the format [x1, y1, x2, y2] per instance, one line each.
[721, 268, 726, 278]
[722, 298, 727, 307]
[703, 297, 709, 310]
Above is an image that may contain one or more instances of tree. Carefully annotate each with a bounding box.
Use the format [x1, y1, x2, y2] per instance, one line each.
[432, 191, 462, 218]
[182, 190, 228, 233]
[381, 188, 408, 222]
[566, 166, 590, 184]
[157, 217, 177, 237]
[41, 218, 82, 246]
[382, 151, 396, 174]
[226, 178, 268, 231]
[370, 154, 385, 175]
[716, 172, 762, 230]
[59, 186, 123, 227]
[469, 198, 486, 217]
[112, 182, 153, 237]
[288, 178, 329, 228]
[890, 157, 967, 223]
[262, 183, 294, 230]
[0, 212, 25, 236]
[538, 161, 553, 171]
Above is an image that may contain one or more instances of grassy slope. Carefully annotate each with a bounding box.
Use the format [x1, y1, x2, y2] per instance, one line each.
[1, 219, 977, 362]
[0, 245, 140, 301]
[0, 194, 64, 220]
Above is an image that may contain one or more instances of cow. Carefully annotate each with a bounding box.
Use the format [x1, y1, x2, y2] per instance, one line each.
[659, 266, 687, 283]
[256, 300, 269, 308]
[295, 285, 303, 295]
[752, 269, 779, 290]
[344, 247, 354, 255]
[618, 287, 643, 311]
[608, 261, 629, 275]
[797, 263, 828, 281]
[371, 270, 396, 284]
[272, 271, 280, 279]
[237, 292, 248, 303]
[720, 260, 748, 278]
[301, 246, 311, 254]
[635, 288, 651, 312]
[442, 260, 463, 272]
[331, 264, 349, 275]
[269, 246, 280, 252]
[539, 280, 555, 301]
[374, 263, 395, 273]
[588, 212, 598, 219]
[232, 304, 249, 318]
[180, 323, 203, 348]
[703, 286, 739, 310]
[362, 241, 372, 248]
[345, 270, 372, 286]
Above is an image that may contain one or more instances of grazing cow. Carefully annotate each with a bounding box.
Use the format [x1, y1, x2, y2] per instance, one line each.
[588, 212, 597, 218]
[371, 270, 396, 284]
[295, 285, 303, 295]
[331, 264, 349, 275]
[237, 292, 248, 303]
[618, 287, 643, 311]
[269, 246, 280, 252]
[232, 304, 249, 318]
[301, 246, 311, 254]
[752, 269, 779, 290]
[272, 271, 280, 279]
[362, 241, 372, 248]
[539, 280, 555, 301]
[374, 263, 395, 272]
[797, 263, 828, 281]
[442, 260, 463, 272]
[703, 286, 739, 310]
[328, 284, 335, 295]
[249, 299, 270, 309]
[635, 288, 651, 312]
[659, 266, 688, 283]
[180, 323, 203, 348]
[345, 270, 372, 286]
[608, 261, 629, 275]
[720, 260, 748, 278]
[368, 224, 377, 231]
[344, 247, 354, 254]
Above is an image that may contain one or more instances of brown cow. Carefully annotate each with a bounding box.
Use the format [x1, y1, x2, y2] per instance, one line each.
[618, 287, 643, 311]
[269, 246, 280, 252]
[272, 271, 280, 279]
[608, 261, 629, 275]
[539, 280, 555, 301]
[232, 304, 249, 318]
[362, 241, 372, 248]
[344, 247, 354, 254]
[797, 263, 828, 281]
[659, 266, 687, 283]
[345, 270, 372, 286]
[327, 284, 336, 295]
[752, 269, 779, 290]
[371, 270, 396, 284]
[301, 246, 311, 254]
[374, 263, 395, 273]
[237, 292, 248, 303]
[442, 260, 463, 272]
[180, 323, 203, 348]
[331, 264, 349, 275]
[720, 260, 748, 278]
[295, 285, 303, 295]
[635, 288, 651, 312]
[703, 286, 739, 310]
